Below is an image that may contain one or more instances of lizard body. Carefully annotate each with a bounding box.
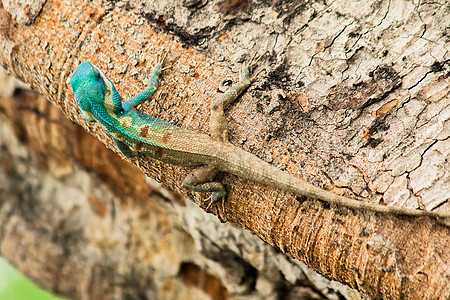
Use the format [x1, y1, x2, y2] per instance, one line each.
[70, 54, 449, 220]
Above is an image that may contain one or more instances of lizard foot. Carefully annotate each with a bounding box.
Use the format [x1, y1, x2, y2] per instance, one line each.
[204, 191, 226, 210]
[241, 51, 268, 83]
[204, 192, 228, 223]
[157, 49, 173, 72]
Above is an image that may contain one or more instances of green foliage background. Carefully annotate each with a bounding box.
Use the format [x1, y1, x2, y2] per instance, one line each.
[0, 258, 63, 300]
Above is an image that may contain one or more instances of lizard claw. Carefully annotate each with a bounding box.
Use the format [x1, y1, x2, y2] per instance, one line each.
[204, 194, 215, 210]
[204, 191, 226, 210]
[204, 192, 221, 210]
[204, 194, 228, 223]
[157, 49, 169, 64]
[250, 67, 266, 83]
[247, 50, 268, 70]
[241, 51, 269, 82]
[157, 49, 173, 72]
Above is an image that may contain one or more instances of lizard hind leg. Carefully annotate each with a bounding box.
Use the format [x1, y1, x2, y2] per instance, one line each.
[182, 165, 225, 209]
[209, 51, 267, 142]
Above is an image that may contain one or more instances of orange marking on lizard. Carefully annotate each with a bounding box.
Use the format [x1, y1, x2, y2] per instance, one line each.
[139, 125, 150, 137]
[162, 131, 172, 143]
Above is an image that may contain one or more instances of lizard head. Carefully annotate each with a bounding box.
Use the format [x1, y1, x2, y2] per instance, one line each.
[70, 61, 108, 122]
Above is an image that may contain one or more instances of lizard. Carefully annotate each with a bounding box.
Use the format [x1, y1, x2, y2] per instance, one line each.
[69, 51, 449, 221]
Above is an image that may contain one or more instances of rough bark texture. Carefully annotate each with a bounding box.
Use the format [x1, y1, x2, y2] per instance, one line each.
[0, 0, 449, 299]
[0, 88, 360, 300]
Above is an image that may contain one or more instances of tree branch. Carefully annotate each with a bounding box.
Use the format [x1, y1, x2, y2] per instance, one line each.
[0, 0, 449, 298]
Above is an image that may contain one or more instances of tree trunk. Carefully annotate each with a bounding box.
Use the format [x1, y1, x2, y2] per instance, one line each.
[0, 0, 448, 299]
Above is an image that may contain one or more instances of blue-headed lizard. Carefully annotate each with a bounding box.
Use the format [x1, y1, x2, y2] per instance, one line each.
[69, 52, 449, 221]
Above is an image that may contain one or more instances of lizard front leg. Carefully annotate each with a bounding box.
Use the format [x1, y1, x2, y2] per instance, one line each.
[113, 51, 168, 157]
[122, 51, 168, 112]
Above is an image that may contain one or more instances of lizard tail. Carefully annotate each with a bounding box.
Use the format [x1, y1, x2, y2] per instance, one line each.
[215, 143, 450, 220]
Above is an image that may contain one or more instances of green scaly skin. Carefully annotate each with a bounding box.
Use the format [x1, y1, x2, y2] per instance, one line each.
[69, 53, 450, 221]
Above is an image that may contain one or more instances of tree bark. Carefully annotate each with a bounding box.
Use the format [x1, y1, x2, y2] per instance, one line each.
[0, 0, 449, 299]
